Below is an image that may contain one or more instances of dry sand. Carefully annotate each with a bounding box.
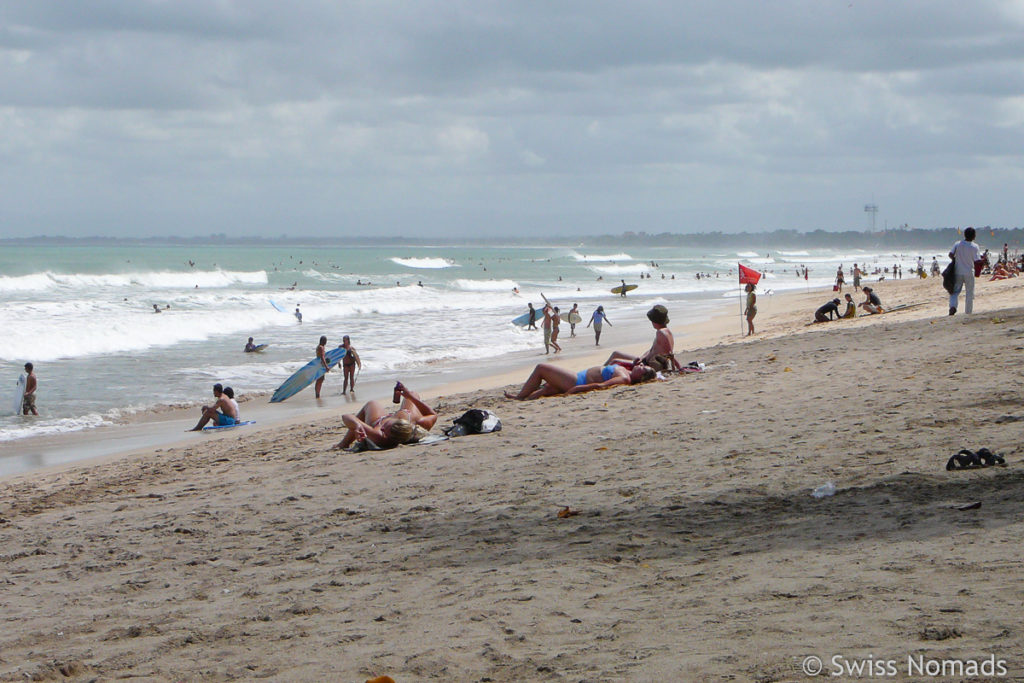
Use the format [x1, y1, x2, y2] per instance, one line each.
[3, 274, 1024, 681]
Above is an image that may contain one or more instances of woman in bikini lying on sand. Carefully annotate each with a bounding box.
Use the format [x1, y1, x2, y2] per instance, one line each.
[333, 382, 438, 450]
[504, 360, 656, 401]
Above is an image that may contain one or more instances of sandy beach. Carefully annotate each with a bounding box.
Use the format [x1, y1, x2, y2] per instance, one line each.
[3, 274, 1024, 681]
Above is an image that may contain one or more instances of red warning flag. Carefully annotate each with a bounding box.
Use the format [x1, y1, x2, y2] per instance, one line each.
[738, 263, 762, 285]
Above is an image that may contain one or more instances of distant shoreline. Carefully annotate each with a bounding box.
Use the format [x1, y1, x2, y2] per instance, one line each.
[0, 225, 1003, 249]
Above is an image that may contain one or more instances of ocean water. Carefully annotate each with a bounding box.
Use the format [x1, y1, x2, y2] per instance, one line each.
[0, 243, 946, 444]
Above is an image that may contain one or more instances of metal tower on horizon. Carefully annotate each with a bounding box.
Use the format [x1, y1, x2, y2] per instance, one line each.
[864, 203, 878, 232]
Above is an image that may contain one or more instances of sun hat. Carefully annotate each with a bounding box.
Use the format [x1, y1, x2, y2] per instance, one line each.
[647, 305, 669, 325]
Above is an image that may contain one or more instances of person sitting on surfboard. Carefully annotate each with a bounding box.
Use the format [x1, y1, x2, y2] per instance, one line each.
[504, 360, 656, 401]
[188, 383, 239, 431]
[244, 337, 258, 352]
[604, 305, 682, 372]
[332, 382, 438, 450]
[223, 386, 240, 419]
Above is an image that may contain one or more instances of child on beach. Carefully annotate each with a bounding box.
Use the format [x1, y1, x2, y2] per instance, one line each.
[587, 305, 610, 345]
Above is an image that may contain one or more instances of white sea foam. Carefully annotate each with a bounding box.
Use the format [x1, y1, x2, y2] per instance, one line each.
[452, 279, 519, 291]
[0, 413, 111, 442]
[736, 251, 761, 258]
[390, 257, 456, 269]
[586, 263, 650, 276]
[567, 251, 633, 262]
[0, 269, 267, 292]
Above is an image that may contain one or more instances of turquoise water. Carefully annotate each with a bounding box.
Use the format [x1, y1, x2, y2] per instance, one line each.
[0, 243, 941, 444]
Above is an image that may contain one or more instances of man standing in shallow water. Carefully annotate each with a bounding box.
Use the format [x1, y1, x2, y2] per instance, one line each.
[22, 363, 38, 416]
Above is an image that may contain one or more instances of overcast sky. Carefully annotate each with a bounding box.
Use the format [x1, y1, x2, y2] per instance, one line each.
[1, 1, 1022, 238]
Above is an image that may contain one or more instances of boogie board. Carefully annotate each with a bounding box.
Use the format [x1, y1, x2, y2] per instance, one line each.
[11, 374, 25, 415]
[203, 419, 256, 431]
[561, 312, 583, 324]
[611, 284, 638, 294]
[269, 299, 286, 313]
[245, 344, 269, 353]
[270, 347, 347, 403]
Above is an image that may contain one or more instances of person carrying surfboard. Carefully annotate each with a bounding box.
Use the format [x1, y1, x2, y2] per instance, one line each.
[620, 279, 628, 297]
[22, 363, 38, 416]
[314, 336, 330, 398]
[341, 335, 362, 393]
[568, 303, 580, 337]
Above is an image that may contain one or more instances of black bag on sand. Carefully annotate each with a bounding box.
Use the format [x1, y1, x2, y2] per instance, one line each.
[941, 259, 956, 294]
[444, 409, 502, 437]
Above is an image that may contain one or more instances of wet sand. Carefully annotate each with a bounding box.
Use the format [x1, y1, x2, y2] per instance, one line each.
[3, 274, 1024, 681]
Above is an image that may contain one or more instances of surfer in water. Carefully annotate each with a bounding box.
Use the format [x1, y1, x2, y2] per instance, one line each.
[504, 360, 656, 400]
[188, 383, 238, 430]
[332, 382, 438, 450]
[620, 279, 628, 297]
[341, 335, 362, 393]
[244, 337, 258, 353]
[527, 303, 538, 330]
[315, 336, 330, 399]
[294, 306, 302, 323]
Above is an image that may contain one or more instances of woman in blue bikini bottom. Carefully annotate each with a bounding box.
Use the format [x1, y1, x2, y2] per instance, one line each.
[504, 361, 656, 401]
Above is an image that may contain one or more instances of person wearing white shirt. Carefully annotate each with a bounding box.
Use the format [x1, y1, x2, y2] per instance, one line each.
[949, 227, 981, 315]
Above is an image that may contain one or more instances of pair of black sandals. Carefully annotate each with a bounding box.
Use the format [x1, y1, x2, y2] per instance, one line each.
[946, 448, 1006, 471]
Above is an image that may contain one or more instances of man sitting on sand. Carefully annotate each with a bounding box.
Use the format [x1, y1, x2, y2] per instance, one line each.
[332, 381, 437, 450]
[814, 298, 842, 323]
[604, 305, 682, 372]
[504, 360, 656, 400]
[859, 286, 883, 314]
[189, 383, 239, 430]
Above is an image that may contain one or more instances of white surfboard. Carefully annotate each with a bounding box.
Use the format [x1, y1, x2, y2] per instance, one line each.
[12, 374, 25, 415]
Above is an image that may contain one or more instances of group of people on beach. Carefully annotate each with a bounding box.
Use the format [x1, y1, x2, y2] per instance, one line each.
[188, 229, 999, 449]
[326, 304, 681, 450]
[525, 301, 613, 349]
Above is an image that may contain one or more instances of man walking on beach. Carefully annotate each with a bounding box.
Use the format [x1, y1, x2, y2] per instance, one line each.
[542, 302, 554, 354]
[527, 302, 537, 330]
[949, 227, 981, 315]
[22, 363, 38, 416]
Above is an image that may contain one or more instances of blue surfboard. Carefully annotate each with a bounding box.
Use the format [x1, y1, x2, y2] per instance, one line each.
[203, 420, 256, 431]
[270, 347, 347, 403]
[269, 299, 286, 313]
[511, 306, 542, 327]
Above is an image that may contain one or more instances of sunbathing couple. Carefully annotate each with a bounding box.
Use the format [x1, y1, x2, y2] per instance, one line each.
[333, 381, 437, 450]
[506, 305, 675, 400]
